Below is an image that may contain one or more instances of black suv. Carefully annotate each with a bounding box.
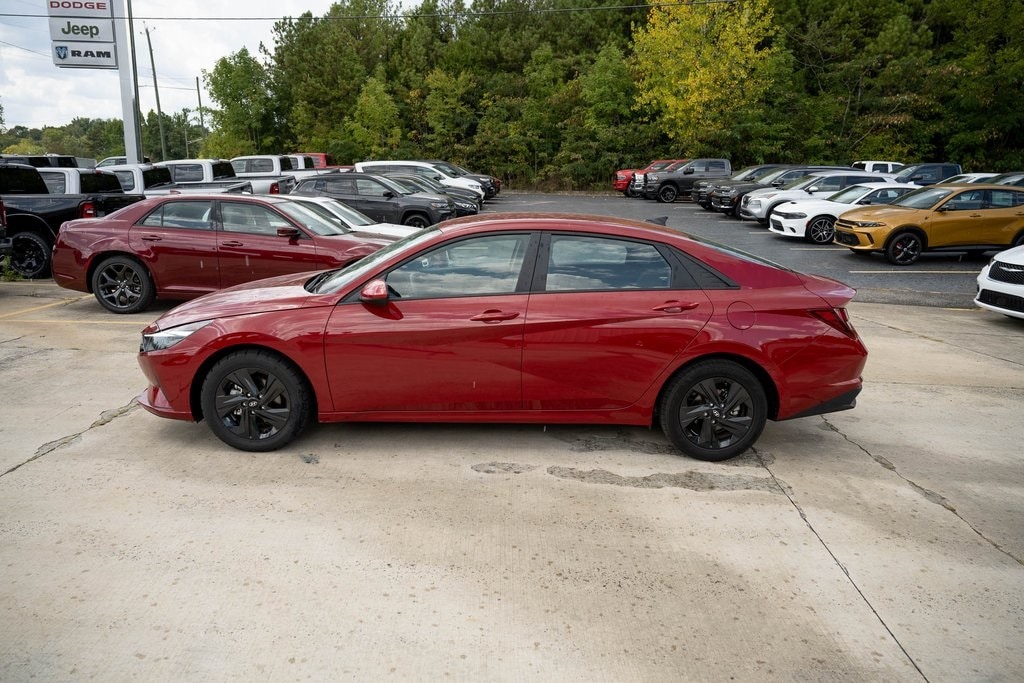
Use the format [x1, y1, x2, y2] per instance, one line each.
[894, 163, 962, 185]
[292, 173, 455, 227]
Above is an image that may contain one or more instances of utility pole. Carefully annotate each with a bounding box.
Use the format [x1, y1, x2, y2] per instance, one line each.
[196, 76, 205, 128]
[143, 25, 168, 160]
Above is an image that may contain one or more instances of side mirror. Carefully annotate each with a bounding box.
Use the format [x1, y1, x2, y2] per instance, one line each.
[360, 279, 390, 303]
[806, 186, 819, 193]
[935, 205, 948, 213]
[683, 167, 695, 174]
[383, 190, 395, 198]
[277, 226, 301, 239]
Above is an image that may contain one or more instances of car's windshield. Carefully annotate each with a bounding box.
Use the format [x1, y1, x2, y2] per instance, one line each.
[309, 227, 441, 294]
[827, 185, 873, 204]
[756, 168, 792, 185]
[892, 186, 952, 209]
[780, 175, 818, 190]
[894, 165, 924, 183]
[277, 200, 350, 236]
[431, 161, 464, 177]
[373, 174, 413, 196]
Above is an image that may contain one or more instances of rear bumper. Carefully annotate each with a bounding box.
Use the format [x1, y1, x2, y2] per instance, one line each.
[784, 386, 861, 420]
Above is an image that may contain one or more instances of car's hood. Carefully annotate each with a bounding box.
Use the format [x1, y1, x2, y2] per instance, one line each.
[350, 223, 418, 240]
[777, 198, 849, 215]
[148, 272, 325, 331]
[992, 245, 1024, 266]
[839, 204, 917, 221]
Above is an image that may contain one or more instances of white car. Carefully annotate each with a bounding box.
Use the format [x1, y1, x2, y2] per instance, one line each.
[739, 170, 894, 223]
[975, 245, 1024, 320]
[768, 182, 919, 244]
[354, 160, 485, 199]
[939, 173, 998, 184]
[288, 196, 421, 240]
[853, 160, 904, 173]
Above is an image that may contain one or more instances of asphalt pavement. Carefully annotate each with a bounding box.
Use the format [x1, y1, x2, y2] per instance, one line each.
[0, 207, 1022, 680]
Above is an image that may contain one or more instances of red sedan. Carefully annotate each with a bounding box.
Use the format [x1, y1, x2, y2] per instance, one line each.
[136, 213, 868, 461]
[51, 194, 393, 313]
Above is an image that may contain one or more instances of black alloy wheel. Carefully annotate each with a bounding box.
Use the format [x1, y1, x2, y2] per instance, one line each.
[806, 216, 836, 244]
[885, 231, 924, 265]
[91, 256, 155, 313]
[403, 213, 431, 228]
[200, 350, 313, 451]
[11, 232, 51, 279]
[659, 360, 767, 461]
[657, 185, 678, 203]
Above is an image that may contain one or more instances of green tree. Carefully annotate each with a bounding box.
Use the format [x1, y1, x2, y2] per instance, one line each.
[344, 75, 402, 158]
[203, 48, 277, 153]
[631, 0, 780, 159]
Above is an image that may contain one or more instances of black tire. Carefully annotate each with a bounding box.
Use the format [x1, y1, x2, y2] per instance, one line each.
[625, 187, 639, 198]
[699, 200, 712, 210]
[91, 255, 155, 314]
[885, 231, 924, 266]
[200, 350, 313, 452]
[1012, 232, 1024, 247]
[656, 185, 678, 203]
[659, 360, 767, 461]
[11, 231, 51, 279]
[403, 213, 431, 228]
[805, 215, 836, 244]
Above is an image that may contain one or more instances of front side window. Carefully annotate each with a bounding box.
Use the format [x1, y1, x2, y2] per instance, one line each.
[356, 178, 390, 197]
[220, 202, 292, 235]
[385, 234, 530, 299]
[140, 201, 213, 229]
[942, 189, 986, 211]
[544, 235, 672, 292]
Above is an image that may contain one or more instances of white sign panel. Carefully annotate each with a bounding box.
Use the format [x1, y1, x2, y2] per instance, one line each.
[52, 41, 118, 68]
[46, 1, 113, 19]
[49, 17, 114, 43]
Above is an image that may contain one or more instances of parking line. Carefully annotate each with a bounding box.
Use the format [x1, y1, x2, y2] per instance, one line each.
[790, 248, 847, 251]
[0, 295, 93, 320]
[4, 319, 145, 326]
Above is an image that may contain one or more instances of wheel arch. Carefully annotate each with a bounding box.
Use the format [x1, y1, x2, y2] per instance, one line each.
[401, 210, 431, 226]
[884, 225, 928, 250]
[85, 251, 151, 294]
[6, 212, 56, 241]
[652, 352, 781, 426]
[188, 344, 319, 423]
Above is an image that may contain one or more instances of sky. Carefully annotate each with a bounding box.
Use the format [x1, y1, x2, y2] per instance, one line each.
[0, 0, 339, 130]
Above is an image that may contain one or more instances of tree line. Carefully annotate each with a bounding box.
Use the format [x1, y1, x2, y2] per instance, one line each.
[3, 0, 1021, 188]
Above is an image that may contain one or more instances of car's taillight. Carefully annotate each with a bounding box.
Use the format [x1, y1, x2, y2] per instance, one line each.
[79, 201, 97, 218]
[811, 307, 857, 338]
[0, 198, 6, 227]
[269, 182, 280, 194]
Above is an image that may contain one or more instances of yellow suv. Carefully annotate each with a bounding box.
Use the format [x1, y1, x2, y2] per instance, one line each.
[833, 185, 1024, 265]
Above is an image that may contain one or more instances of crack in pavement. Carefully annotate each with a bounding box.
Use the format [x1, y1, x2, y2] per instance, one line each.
[757, 444, 930, 682]
[0, 400, 141, 478]
[821, 416, 1023, 568]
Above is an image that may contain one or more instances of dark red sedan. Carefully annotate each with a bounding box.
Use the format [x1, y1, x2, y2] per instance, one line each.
[136, 213, 868, 461]
[51, 194, 392, 313]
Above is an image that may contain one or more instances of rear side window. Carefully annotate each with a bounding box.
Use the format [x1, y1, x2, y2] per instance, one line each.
[111, 170, 135, 192]
[544, 235, 672, 291]
[989, 190, 1024, 208]
[0, 166, 50, 193]
[168, 164, 203, 182]
[80, 172, 124, 193]
[41, 173, 67, 193]
[140, 201, 213, 229]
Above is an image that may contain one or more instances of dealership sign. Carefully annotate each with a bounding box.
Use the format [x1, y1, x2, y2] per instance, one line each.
[48, 0, 117, 68]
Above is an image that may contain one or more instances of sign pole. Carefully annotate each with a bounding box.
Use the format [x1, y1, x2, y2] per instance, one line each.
[115, 0, 142, 163]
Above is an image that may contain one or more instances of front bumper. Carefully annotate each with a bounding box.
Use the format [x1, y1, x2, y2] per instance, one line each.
[739, 196, 770, 221]
[768, 215, 807, 239]
[709, 193, 739, 212]
[976, 267, 1024, 319]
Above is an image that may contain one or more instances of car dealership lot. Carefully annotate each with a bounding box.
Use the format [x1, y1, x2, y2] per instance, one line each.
[2, 197, 1023, 680]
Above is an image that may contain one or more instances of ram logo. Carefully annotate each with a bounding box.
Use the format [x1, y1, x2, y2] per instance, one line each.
[55, 46, 69, 59]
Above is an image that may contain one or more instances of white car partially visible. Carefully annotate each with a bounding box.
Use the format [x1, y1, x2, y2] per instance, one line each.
[289, 196, 421, 240]
[768, 182, 919, 244]
[976, 245, 1024, 320]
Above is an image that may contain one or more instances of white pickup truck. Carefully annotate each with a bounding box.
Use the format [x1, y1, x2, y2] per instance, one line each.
[104, 163, 253, 196]
[230, 155, 337, 194]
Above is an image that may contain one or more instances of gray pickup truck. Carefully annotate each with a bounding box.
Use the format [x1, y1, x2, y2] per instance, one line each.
[642, 158, 733, 203]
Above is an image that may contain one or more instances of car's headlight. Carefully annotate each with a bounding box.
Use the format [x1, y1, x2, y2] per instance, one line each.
[649, 174, 660, 182]
[430, 201, 449, 209]
[775, 211, 806, 219]
[853, 221, 885, 228]
[141, 320, 211, 352]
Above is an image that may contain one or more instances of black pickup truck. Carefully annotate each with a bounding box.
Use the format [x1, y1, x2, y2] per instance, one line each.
[0, 161, 145, 278]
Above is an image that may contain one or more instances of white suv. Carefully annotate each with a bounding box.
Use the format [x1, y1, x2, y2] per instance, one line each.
[853, 160, 904, 174]
[739, 170, 893, 223]
[354, 160, 484, 198]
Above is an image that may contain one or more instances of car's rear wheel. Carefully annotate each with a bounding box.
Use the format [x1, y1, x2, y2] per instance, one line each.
[656, 185, 678, 203]
[885, 231, 924, 265]
[403, 213, 431, 228]
[806, 215, 836, 244]
[11, 231, 51, 279]
[200, 350, 312, 452]
[659, 360, 767, 461]
[91, 255, 155, 313]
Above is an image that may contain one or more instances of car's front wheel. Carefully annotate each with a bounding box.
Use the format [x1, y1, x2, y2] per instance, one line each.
[659, 360, 767, 461]
[403, 213, 431, 228]
[885, 231, 924, 265]
[806, 215, 836, 244]
[91, 256, 155, 313]
[200, 350, 313, 452]
[656, 185, 678, 203]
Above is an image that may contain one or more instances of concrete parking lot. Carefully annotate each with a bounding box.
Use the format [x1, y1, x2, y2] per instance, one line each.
[1, 202, 1023, 680]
